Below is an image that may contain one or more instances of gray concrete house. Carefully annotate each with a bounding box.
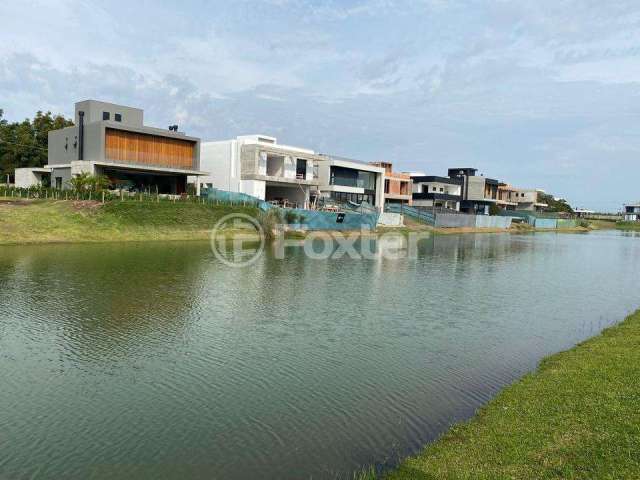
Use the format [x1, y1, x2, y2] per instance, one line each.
[17, 100, 207, 194]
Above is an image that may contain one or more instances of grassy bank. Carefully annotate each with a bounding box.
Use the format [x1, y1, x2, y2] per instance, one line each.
[615, 221, 640, 231]
[0, 198, 259, 244]
[373, 309, 640, 480]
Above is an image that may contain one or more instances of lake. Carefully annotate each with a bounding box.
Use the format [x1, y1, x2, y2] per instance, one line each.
[1, 231, 639, 479]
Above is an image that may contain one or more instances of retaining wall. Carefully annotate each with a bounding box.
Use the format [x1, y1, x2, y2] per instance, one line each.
[377, 212, 404, 227]
[434, 213, 476, 228]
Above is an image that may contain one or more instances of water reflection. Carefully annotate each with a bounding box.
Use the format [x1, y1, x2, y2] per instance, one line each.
[1, 231, 639, 480]
[0, 243, 207, 365]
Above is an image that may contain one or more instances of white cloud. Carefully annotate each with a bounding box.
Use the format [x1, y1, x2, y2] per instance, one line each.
[1, 0, 640, 210]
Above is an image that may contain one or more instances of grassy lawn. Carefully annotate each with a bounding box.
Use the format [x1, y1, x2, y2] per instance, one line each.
[378, 309, 640, 480]
[0, 198, 259, 244]
[615, 221, 640, 231]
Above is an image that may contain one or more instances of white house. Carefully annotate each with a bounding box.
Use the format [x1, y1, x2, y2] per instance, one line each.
[197, 135, 386, 210]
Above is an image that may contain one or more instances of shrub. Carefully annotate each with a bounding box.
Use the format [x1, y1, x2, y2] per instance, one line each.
[257, 209, 283, 241]
[284, 210, 299, 224]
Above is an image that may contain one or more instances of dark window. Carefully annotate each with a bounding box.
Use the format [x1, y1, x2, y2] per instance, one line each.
[102, 111, 110, 121]
[329, 191, 375, 206]
[296, 158, 307, 179]
[432, 186, 437, 192]
[384, 179, 390, 193]
[55, 177, 62, 189]
[114, 113, 122, 122]
[329, 166, 376, 190]
[440, 187, 444, 192]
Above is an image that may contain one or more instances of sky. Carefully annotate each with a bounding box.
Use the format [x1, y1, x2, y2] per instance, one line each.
[1, 0, 639, 211]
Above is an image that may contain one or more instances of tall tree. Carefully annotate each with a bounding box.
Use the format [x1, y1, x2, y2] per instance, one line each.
[0, 109, 73, 181]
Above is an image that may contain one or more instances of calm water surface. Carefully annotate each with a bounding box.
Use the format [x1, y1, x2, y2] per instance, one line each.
[1, 231, 640, 479]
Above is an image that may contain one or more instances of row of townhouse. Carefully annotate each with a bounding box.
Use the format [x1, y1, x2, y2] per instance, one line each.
[409, 167, 547, 214]
[14, 99, 546, 215]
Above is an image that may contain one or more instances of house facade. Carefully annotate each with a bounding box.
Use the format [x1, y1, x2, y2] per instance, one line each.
[316, 155, 385, 210]
[370, 162, 411, 205]
[198, 135, 319, 208]
[497, 183, 519, 210]
[410, 175, 462, 210]
[31, 100, 206, 194]
[447, 168, 499, 214]
[512, 188, 548, 211]
[624, 203, 640, 221]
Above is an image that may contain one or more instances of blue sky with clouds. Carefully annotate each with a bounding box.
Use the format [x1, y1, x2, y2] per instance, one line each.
[1, 0, 639, 210]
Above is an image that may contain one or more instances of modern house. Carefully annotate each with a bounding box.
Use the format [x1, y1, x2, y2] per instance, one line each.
[512, 188, 548, 211]
[447, 168, 499, 214]
[370, 162, 412, 205]
[624, 203, 640, 221]
[496, 183, 519, 210]
[316, 155, 385, 210]
[16, 100, 206, 194]
[410, 175, 462, 210]
[197, 135, 386, 210]
[197, 135, 320, 208]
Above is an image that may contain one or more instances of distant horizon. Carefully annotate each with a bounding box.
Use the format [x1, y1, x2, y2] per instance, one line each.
[2, 1, 638, 211]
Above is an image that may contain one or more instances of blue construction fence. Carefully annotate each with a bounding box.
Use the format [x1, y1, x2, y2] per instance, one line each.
[284, 208, 379, 231]
[203, 188, 379, 230]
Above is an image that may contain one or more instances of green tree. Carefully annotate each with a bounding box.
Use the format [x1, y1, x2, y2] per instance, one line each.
[68, 173, 111, 193]
[0, 109, 73, 181]
[538, 192, 573, 214]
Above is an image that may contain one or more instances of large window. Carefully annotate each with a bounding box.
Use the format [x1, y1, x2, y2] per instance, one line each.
[329, 191, 375, 205]
[329, 166, 376, 190]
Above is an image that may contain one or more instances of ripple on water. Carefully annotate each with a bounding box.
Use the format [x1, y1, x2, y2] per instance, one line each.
[0, 234, 639, 479]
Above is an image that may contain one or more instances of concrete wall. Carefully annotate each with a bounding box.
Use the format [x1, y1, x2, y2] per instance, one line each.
[413, 181, 461, 196]
[240, 180, 266, 199]
[48, 122, 104, 165]
[50, 166, 72, 188]
[14, 168, 48, 188]
[465, 176, 486, 201]
[75, 100, 143, 127]
[199, 140, 239, 191]
[377, 212, 404, 226]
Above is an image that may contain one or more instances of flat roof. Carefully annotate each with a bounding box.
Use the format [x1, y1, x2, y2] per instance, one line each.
[411, 175, 463, 185]
[317, 154, 385, 173]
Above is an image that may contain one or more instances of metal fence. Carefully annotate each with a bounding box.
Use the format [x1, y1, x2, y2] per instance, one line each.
[385, 203, 435, 225]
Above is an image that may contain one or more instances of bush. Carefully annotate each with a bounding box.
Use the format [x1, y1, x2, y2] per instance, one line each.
[257, 209, 283, 241]
[284, 210, 299, 224]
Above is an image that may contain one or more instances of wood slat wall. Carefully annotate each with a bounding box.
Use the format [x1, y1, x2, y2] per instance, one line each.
[105, 128, 195, 169]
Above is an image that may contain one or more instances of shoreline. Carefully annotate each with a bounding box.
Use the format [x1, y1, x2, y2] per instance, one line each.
[0, 197, 601, 246]
[369, 308, 640, 479]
